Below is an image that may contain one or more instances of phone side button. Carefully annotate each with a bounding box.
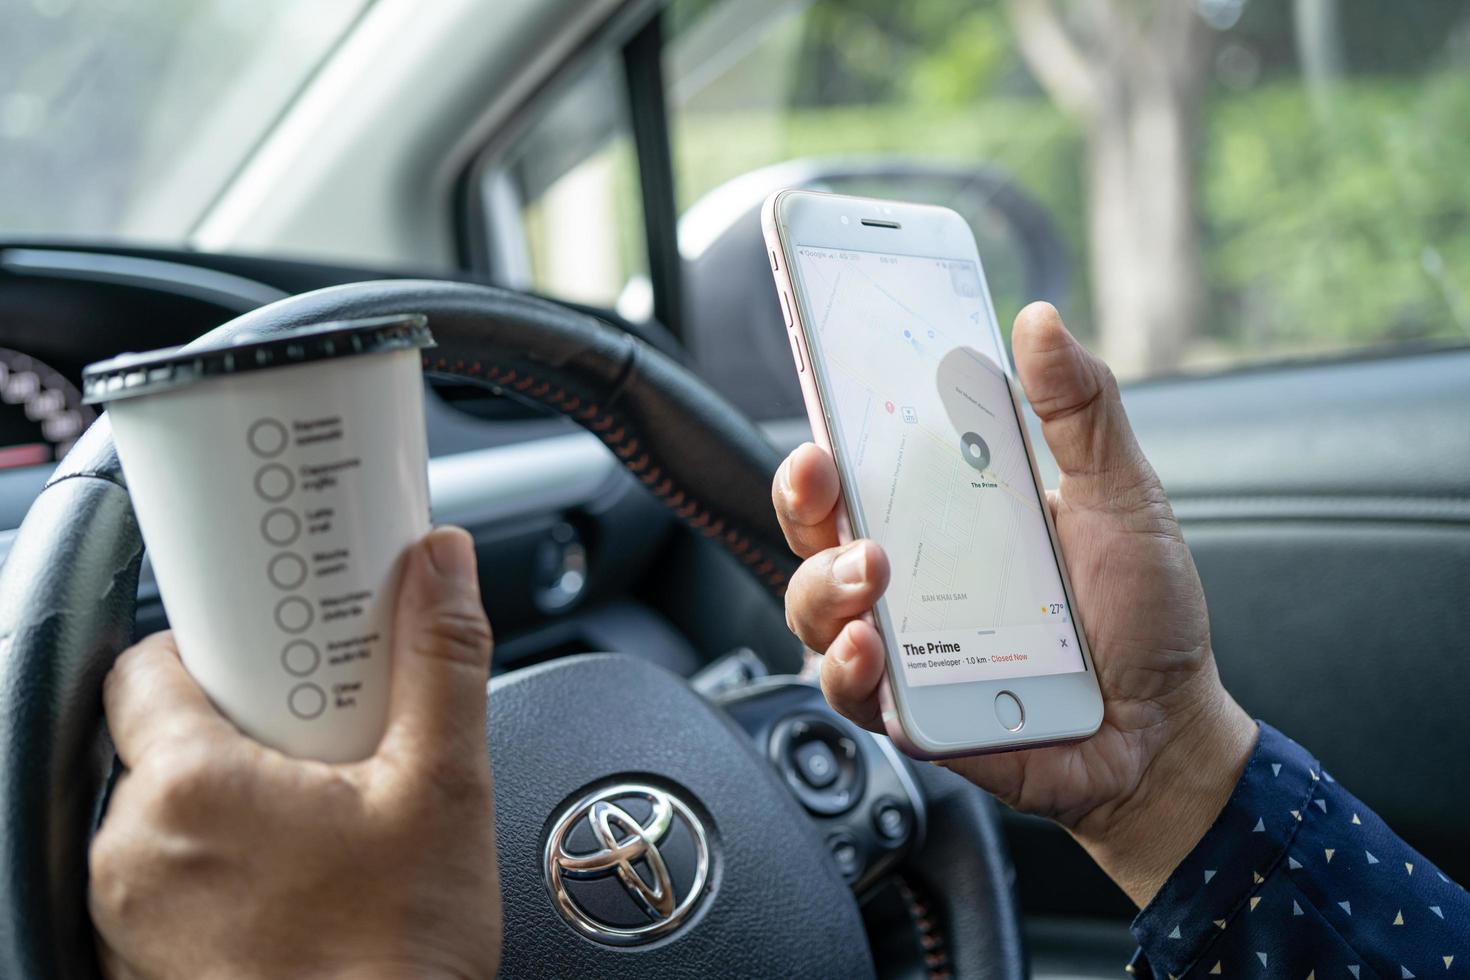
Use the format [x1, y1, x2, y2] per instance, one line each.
[789, 331, 806, 373]
[994, 691, 1024, 733]
[779, 289, 794, 327]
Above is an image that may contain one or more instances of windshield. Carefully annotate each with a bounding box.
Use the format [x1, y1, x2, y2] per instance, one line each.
[0, 0, 371, 245]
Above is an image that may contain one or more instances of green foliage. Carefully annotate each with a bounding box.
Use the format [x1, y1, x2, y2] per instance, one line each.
[789, 0, 1021, 107]
[903, 8, 1015, 108]
[1202, 73, 1470, 353]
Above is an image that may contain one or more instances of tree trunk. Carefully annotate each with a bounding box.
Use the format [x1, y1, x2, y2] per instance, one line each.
[1294, 0, 1344, 120]
[1086, 69, 1204, 375]
[1008, 0, 1210, 376]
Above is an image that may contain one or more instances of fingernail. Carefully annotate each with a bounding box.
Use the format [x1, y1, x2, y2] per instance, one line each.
[829, 630, 854, 664]
[427, 527, 476, 581]
[777, 456, 794, 497]
[832, 544, 866, 585]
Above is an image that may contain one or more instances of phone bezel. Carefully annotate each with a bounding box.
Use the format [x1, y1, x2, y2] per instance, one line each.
[769, 189, 1104, 754]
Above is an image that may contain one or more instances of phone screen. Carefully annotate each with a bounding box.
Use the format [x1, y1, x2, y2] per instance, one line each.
[791, 244, 1086, 688]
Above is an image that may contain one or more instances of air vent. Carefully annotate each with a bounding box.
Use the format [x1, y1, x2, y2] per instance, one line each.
[860, 218, 901, 229]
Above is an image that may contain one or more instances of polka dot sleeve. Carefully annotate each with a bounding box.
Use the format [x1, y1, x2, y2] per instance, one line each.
[1127, 722, 1465, 979]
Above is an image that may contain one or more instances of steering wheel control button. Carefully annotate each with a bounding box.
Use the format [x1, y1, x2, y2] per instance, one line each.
[994, 690, 1025, 733]
[544, 783, 712, 945]
[288, 683, 327, 720]
[827, 832, 864, 882]
[872, 797, 912, 845]
[253, 463, 294, 502]
[260, 508, 302, 547]
[274, 596, 314, 634]
[794, 739, 839, 788]
[531, 521, 588, 613]
[247, 418, 289, 457]
[281, 640, 321, 677]
[769, 712, 866, 815]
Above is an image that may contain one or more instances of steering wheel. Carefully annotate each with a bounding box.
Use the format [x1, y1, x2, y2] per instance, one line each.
[0, 280, 1024, 979]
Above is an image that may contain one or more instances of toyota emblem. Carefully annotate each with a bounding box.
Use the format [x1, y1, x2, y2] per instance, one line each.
[544, 783, 712, 945]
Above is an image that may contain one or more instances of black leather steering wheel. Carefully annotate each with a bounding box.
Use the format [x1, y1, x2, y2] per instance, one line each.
[0, 280, 1024, 979]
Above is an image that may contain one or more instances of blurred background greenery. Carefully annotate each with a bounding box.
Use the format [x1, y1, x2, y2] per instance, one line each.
[667, 0, 1470, 378]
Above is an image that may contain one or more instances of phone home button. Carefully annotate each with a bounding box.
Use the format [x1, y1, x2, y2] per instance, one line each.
[994, 691, 1025, 733]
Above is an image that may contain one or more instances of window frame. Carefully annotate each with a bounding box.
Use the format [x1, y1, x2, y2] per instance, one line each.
[456, 0, 685, 339]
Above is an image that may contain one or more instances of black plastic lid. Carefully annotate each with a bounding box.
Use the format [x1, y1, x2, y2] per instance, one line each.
[82, 315, 434, 405]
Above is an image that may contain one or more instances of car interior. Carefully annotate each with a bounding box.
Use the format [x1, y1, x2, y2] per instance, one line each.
[1, 1, 1466, 978]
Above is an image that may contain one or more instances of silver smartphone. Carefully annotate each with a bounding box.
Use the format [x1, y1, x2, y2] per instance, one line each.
[763, 189, 1104, 757]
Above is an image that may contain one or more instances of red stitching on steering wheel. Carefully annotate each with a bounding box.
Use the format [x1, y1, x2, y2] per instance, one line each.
[896, 876, 952, 980]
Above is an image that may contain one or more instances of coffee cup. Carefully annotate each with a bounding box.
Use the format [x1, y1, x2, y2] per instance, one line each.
[83, 316, 435, 762]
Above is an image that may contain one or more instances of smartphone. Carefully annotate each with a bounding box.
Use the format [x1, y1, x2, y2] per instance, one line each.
[762, 189, 1104, 757]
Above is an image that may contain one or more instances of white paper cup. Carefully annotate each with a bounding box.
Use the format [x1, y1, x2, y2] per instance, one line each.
[83, 316, 435, 762]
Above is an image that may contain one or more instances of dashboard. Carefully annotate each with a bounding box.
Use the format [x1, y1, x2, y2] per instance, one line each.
[0, 248, 272, 472]
[0, 347, 93, 469]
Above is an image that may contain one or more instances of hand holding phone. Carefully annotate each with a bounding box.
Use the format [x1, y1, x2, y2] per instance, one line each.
[772, 299, 1257, 906]
[765, 190, 1104, 756]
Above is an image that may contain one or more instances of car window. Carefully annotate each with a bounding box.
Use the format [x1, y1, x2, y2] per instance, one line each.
[473, 52, 650, 314]
[663, 0, 1470, 382]
[0, 0, 371, 245]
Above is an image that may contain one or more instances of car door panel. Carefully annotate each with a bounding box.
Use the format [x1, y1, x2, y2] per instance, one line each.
[1006, 347, 1470, 932]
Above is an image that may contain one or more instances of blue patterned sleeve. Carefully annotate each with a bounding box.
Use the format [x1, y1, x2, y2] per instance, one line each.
[1127, 722, 1467, 979]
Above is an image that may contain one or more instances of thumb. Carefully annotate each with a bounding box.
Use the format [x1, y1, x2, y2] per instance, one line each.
[1011, 302, 1160, 511]
[379, 526, 493, 760]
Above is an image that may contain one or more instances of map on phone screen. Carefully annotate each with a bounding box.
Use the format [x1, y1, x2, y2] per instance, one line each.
[791, 245, 1086, 687]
